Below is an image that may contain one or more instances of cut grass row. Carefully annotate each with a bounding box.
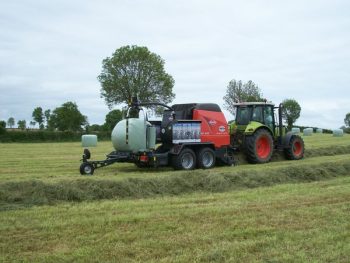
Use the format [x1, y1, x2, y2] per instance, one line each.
[1, 176, 349, 262]
[1, 154, 349, 209]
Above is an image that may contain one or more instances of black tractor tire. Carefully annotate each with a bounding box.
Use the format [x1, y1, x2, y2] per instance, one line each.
[284, 135, 304, 160]
[245, 129, 274, 164]
[172, 148, 196, 170]
[134, 162, 149, 168]
[197, 147, 216, 169]
[80, 162, 94, 175]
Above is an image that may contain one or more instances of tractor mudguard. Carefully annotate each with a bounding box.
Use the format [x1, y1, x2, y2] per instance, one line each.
[282, 132, 296, 148]
[244, 122, 273, 136]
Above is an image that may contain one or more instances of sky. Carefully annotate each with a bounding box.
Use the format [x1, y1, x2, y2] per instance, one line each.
[1, 0, 349, 129]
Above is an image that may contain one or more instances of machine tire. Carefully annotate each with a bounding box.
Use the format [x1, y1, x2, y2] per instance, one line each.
[172, 148, 196, 170]
[80, 162, 94, 175]
[83, 148, 91, 159]
[134, 162, 149, 168]
[245, 129, 273, 164]
[284, 135, 304, 160]
[197, 147, 216, 169]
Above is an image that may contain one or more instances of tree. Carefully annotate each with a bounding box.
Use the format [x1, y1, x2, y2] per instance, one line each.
[29, 121, 36, 129]
[49, 102, 87, 131]
[44, 109, 51, 129]
[98, 45, 175, 109]
[32, 107, 44, 129]
[223, 79, 264, 115]
[104, 109, 123, 131]
[281, 99, 301, 131]
[7, 117, 15, 129]
[0, 120, 6, 134]
[344, 113, 350, 127]
[17, 120, 26, 130]
[89, 124, 102, 132]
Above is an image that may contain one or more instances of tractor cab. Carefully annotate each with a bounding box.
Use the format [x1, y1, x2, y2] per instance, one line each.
[234, 102, 276, 133]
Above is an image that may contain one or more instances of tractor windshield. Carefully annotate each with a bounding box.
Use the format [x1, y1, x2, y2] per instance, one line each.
[236, 106, 251, 125]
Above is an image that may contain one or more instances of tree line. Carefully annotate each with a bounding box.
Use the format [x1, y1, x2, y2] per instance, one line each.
[1, 103, 123, 134]
[1, 45, 349, 136]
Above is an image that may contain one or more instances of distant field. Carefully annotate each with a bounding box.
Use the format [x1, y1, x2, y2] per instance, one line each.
[0, 133, 350, 262]
[301, 133, 350, 148]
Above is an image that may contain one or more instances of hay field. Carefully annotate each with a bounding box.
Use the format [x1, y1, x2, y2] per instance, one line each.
[0, 133, 350, 262]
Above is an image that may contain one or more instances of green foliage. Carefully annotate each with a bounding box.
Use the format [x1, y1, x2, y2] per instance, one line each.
[44, 109, 51, 129]
[104, 109, 123, 131]
[88, 124, 103, 132]
[32, 107, 44, 128]
[344, 112, 350, 127]
[282, 98, 301, 131]
[49, 102, 87, 131]
[0, 120, 6, 134]
[17, 120, 26, 130]
[98, 45, 175, 109]
[7, 117, 15, 128]
[223, 79, 264, 115]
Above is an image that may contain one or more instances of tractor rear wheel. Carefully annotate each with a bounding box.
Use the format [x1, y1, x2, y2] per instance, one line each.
[285, 135, 304, 160]
[172, 148, 196, 170]
[197, 147, 216, 169]
[245, 129, 273, 164]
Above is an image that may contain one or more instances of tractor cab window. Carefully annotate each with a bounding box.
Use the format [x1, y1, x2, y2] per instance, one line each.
[236, 107, 251, 125]
[264, 106, 274, 130]
[252, 106, 263, 123]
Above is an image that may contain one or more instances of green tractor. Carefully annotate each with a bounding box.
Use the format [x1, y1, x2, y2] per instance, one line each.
[229, 102, 304, 163]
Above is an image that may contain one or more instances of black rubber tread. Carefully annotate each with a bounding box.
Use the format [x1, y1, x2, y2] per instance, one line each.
[134, 162, 149, 168]
[80, 163, 94, 175]
[197, 147, 216, 169]
[172, 148, 196, 170]
[284, 135, 305, 160]
[245, 129, 274, 164]
[83, 148, 91, 159]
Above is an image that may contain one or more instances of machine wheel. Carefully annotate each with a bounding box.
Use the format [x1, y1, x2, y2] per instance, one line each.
[134, 162, 149, 168]
[80, 162, 94, 175]
[245, 129, 273, 164]
[172, 148, 196, 170]
[285, 135, 304, 160]
[197, 147, 216, 169]
[83, 148, 91, 159]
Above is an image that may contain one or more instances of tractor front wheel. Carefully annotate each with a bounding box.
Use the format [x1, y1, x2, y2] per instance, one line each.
[245, 129, 273, 164]
[172, 148, 196, 170]
[285, 135, 304, 160]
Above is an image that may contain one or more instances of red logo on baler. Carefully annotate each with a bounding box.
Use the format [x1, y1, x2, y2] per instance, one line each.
[208, 120, 217, 126]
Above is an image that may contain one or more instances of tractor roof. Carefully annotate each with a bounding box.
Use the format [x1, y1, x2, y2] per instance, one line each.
[171, 103, 222, 112]
[234, 102, 275, 106]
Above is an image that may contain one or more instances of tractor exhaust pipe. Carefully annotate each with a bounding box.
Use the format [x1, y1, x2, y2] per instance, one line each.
[278, 103, 283, 146]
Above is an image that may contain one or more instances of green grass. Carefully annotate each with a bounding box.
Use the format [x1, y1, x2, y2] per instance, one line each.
[1, 177, 349, 262]
[0, 134, 349, 183]
[301, 133, 350, 148]
[0, 133, 350, 262]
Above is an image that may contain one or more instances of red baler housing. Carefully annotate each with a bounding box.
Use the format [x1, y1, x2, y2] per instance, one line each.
[193, 109, 230, 148]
